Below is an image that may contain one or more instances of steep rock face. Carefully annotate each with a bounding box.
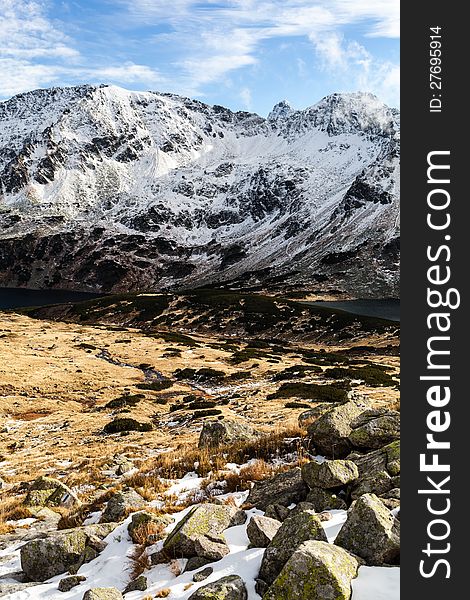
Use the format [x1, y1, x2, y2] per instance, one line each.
[0, 86, 399, 296]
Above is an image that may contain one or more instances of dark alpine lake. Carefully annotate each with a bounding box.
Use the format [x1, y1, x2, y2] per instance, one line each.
[305, 299, 400, 322]
[0, 288, 104, 310]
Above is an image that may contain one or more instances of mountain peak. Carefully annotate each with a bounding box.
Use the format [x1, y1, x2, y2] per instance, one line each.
[268, 100, 294, 121]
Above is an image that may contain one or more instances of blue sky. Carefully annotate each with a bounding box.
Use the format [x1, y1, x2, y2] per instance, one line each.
[0, 0, 399, 115]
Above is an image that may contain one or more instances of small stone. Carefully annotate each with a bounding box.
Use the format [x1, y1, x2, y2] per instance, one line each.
[58, 576, 86, 592]
[192, 567, 214, 582]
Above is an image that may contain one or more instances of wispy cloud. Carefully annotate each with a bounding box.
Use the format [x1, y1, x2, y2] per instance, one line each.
[0, 0, 399, 107]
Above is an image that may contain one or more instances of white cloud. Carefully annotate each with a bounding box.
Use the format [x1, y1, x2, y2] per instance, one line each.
[0, 0, 399, 105]
[124, 0, 399, 98]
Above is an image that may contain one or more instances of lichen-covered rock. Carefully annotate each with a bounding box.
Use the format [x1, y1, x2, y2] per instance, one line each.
[21, 529, 89, 582]
[307, 397, 372, 457]
[163, 504, 246, 558]
[127, 511, 173, 543]
[306, 487, 347, 512]
[349, 410, 400, 450]
[24, 476, 79, 508]
[198, 418, 259, 448]
[258, 511, 328, 585]
[20, 523, 116, 582]
[246, 468, 308, 510]
[188, 575, 247, 600]
[350, 470, 393, 501]
[247, 515, 281, 548]
[100, 489, 146, 523]
[264, 504, 290, 522]
[82, 589, 123, 600]
[302, 460, 358, 490]
[335, 494, 400, 565]
[349, 440, 400, 478]
[123, 575, 148, 593]
[263, 540, 360, 600]
[58, 576, 86, 592]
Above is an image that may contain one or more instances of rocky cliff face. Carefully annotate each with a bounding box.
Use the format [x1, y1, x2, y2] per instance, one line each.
[0, 85, 399, 297]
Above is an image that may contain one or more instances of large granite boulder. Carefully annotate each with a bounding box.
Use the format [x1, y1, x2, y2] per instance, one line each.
[307, 397, 372, 457]
[335, 493, 400, 565]
[246, 468, 308, 510]
[263, 540, 360, 600]
[258, 511, 328, 586]
[24, 476, 79, 508]
[348, 409, 400, 450]
[301, 460, 358, 490]
[163, 504, 246, 558]
[198, 418, 259, 448]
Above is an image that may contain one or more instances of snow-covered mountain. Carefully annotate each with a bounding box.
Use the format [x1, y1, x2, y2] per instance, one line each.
[0, 85, 399, 297]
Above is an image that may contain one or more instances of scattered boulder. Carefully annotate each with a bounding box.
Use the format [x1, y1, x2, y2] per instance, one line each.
[163, 504, 246, 558]
[307, 396, 372, 457]
[21, 529, 89, 582]
[348, 441, 400, 500]
[123, 575, 147, 594]
[193, 567, 214, 583]
[349, 410, 400, 450]
[246, 468, 308, 510]
[198, 418, 259, 448]
[350, 470, 394, 501]
[258, 511, 328, 586]
[264, 504, 290, 522]
[335, 493, 400, 565]
[188, 575, 247, 600]
[263, 540, 360, 600]
[58, 576, 86, 592]
[349, 440, 400, 478]
[82, 589, 123, 600]
[193, 534, 230, 561]
[24, 476, 79, 508]
[100, 489, 146, 523]
[20, 523, 117, 582]
[127, 511, 173, 543]
[302, 460, 358, 489]
[247, 515, 281, 548]
[306, 487, 347, 512]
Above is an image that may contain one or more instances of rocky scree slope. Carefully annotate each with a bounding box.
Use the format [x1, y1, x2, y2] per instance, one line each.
[0, 86, 399, 297]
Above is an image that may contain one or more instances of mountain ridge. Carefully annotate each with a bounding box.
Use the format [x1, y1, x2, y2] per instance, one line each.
[0, 85, 400, 297]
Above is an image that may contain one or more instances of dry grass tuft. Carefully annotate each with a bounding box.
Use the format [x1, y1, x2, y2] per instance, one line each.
[128, 545, 151, 580]
[148, 425, 305, 480]
[131, 521, 166, 547]
[155, 589, 171, 598]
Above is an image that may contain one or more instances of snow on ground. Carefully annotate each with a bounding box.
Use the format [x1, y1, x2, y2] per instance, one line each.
[352, 566, 400, 600]
[0, 501, 399, 600]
